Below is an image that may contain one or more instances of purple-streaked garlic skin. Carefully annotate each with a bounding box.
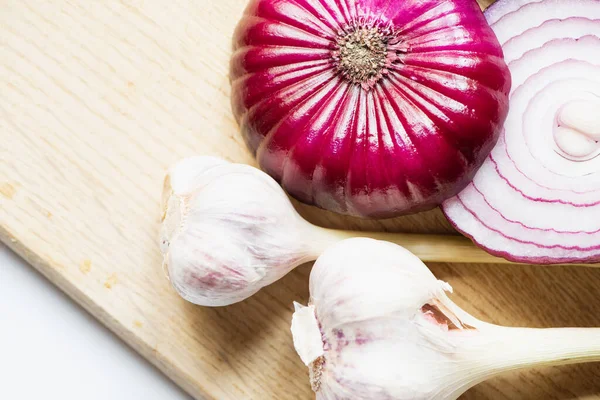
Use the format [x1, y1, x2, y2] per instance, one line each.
[442, 0, 600, 264]
[230, 0, 510, 218]
[291, 238, 600, 399]
[160, 157, 320, 307]
[292, 238, 487, 400]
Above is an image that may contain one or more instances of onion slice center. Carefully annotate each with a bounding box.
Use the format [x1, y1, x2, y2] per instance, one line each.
[554, 99, 600, 161]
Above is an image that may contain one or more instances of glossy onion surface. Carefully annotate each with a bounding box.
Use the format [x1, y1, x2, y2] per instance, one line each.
[230, 0, 511, 218]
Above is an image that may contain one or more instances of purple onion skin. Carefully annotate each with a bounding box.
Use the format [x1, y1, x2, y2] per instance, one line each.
[230, 0, 511, 218]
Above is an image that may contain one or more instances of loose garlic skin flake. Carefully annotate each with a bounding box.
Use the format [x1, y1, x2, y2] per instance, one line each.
[160, 156, 331, 306]
[292, 238, 600, 400]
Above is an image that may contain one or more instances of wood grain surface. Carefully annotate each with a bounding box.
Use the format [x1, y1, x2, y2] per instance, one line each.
[1, 0, 599, 399]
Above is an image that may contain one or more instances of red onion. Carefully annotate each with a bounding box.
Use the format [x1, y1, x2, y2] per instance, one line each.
[443, 0, 600, 264]
[230, 0, 510, 218]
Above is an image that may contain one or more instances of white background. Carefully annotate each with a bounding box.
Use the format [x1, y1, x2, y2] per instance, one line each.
[0, 245, 192, 400]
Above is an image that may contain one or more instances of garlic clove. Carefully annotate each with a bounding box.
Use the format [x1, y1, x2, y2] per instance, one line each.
[308, 239, 454, 332]
[160, 156, 228, 256]
[166, 156, 230, 195]
[160, 156, 319, 306]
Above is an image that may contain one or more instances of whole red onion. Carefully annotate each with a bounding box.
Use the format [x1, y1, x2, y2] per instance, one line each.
[230, 0, 510, 218]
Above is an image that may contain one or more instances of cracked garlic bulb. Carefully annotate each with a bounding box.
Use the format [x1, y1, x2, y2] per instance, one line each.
[292, 238, 600, 399]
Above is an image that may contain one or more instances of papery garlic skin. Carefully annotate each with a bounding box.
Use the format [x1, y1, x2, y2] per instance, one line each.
[160, 156, 325, 306]
[291, 238, 531, 400]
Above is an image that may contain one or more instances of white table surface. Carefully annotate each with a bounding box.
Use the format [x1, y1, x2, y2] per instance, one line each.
[0, 245, 192, 400]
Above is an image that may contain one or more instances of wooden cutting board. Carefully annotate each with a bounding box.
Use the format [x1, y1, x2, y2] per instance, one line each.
[2, 1, 600, 398]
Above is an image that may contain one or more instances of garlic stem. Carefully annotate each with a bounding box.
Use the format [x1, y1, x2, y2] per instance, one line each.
[315, 227, 599, 266]
[442, 326, 600, 400]
[487, 326, 600, 371]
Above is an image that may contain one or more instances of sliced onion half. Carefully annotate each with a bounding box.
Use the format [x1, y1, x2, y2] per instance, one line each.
[442, 0, 600, 264]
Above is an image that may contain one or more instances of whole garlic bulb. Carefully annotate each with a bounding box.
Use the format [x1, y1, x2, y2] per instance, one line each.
[160, 156, 331, 306]
[292, 238, 600, 399]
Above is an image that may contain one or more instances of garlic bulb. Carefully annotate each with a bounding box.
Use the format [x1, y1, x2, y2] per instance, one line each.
[160, 156, 595, 307]
[291, 238, 600, 399]
[160, 156, 333, 306]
